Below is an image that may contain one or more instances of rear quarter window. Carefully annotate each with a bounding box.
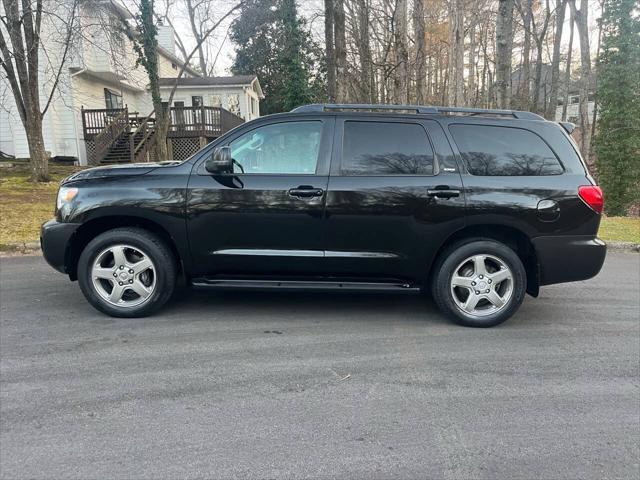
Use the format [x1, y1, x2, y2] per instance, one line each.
[449, 124, 564, 176]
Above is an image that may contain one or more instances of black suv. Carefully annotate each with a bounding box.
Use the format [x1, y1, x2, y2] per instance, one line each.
[41, 104, 606, 327]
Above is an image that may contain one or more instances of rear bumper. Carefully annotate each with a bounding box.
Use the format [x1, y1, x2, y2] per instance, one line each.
[40, 219, 80, 274]
[533, 235, 607, 286]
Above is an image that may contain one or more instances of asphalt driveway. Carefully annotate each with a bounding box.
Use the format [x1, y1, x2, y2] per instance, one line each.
[1, 252, 638, 479]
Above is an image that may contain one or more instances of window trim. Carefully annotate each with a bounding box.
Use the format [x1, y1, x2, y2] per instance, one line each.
[335, 118, 439, 177]
[196, 118, 332, 177]
[448, 123, 566, 177]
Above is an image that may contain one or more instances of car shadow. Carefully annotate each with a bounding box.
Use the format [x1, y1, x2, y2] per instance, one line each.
[160, 286, 452, 326]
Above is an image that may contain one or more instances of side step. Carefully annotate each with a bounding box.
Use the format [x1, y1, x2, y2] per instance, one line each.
[191, 278, 421, 293]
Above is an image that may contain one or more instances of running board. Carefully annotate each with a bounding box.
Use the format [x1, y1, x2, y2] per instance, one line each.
[190, 278, 421, 292]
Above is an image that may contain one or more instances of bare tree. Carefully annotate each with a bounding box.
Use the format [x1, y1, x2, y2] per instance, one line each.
[546, 0, 567, 119]
[561, 5, 575, 121]
[448, 0, 464, 106]
[516, 0, 533, 110]
[531, 0, 552, 113]
[413, 0, 426, 104]
[393, 0, 408, 103]
[324, 0, 336, 101]
[496, 0, 514, 108]
[568, 0, 591, 158]
[0, 0, 79, 181]
[333, 0, 347, 101]
[120, 0, 243, 161]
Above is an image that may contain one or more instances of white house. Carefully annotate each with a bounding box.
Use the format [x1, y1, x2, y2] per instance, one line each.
[555, 93, 596, 124]
[0, 1, 262, 164]
[158, 76, 263, 122]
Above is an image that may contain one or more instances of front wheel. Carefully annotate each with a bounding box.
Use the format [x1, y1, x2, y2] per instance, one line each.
[431, 240, 527, 327]
[77, 228, 176, 317]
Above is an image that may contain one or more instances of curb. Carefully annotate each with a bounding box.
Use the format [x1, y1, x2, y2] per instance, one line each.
[606, 241, 640, 252]
[0, 242, 41, 256]
[1, 240, 638, 257]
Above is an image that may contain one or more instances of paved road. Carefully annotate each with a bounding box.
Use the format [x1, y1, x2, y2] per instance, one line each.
[1, 253, 638, 479]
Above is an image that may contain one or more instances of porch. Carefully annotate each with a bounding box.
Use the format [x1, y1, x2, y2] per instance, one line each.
[81, 106, 244, 164]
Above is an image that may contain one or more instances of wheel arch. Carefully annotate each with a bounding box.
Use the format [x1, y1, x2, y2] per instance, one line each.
[65, 215, 185, 281]
[431, 224, 539, 297]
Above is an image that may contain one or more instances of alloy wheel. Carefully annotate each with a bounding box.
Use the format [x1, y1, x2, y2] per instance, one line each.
[91, 244, 156, 308]
[449, 254, 514, 317]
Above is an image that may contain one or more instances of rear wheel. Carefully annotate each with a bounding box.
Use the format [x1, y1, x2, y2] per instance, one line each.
[431, 239, 527, 327]
[78, 228, 176, 317]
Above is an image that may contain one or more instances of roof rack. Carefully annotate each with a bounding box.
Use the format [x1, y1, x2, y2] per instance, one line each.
[291, 103, 545, 121]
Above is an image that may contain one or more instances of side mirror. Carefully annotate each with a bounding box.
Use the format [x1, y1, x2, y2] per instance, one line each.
[205, 146, 232, 174]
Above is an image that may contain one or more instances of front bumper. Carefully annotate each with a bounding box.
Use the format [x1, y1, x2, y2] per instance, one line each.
[40, 219, 80, 274]
[533, 235, 607, 286]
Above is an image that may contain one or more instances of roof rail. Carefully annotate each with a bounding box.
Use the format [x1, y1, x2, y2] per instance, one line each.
[291, 103, 545, 120]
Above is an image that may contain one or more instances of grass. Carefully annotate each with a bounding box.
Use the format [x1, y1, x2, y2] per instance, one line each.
[0, 161, 639, 249]
[0, 162, 82, 249]
[599, 216, 640, 244]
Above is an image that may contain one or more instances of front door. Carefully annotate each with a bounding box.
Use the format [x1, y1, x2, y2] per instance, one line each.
[324, 117, 466, 282]
[187, 117, 334, 276]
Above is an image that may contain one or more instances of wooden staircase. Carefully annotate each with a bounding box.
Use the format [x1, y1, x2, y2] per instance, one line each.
[82, 106, 244, 164]
[91, 110, 156, 164]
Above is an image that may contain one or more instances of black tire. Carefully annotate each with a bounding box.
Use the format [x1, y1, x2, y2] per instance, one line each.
[431, 239, 527, 327]
[77, 228, 177, 318]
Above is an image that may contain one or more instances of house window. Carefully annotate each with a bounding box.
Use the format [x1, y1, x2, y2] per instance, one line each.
[104, 88, 123, 110]
[191, 96, 203, 107]
[171, 62, 178, 70]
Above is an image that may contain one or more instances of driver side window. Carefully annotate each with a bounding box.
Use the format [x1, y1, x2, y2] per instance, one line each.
[229, 121, 322, 174]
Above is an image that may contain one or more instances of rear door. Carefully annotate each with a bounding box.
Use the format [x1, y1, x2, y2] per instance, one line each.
[186, 116, 334, 276]
[324, 116, 466, 282]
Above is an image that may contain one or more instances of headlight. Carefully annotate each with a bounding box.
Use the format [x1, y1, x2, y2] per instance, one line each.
[56, 187, 78, 210]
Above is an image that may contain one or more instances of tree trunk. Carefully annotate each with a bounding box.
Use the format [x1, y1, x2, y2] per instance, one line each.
[413, 0, 426, 104]
[496, 0, 514, 109]
[562, 7, 575, 121]
[532, 1, 551, 113]
[324, 0, 336, 102]
[569, 0, 592, 159]
[468, 18, 477, 106]
[519, 0, 533, 110]
[356, 0, 374, 103]
[25, 111, 49, 181]
[447, 0, 464, 106]
[546, 0, 567, 119]
[394, 0, 409, 103]
[334, 0, 347, 102]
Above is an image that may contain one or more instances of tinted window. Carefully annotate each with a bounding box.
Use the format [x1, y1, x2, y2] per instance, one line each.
[450, 125, 564, 176]
[230, 121, 322, 174]
[342, 121, 434, 175]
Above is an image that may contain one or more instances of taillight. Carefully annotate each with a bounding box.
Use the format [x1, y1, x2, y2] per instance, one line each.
[578, 185, 604, 214]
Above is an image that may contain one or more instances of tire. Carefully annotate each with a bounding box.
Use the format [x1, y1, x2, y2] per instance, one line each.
[77, 228, 177, 317]
[431, 239, 527, 328]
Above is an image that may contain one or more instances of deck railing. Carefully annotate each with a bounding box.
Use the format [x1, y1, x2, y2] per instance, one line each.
[82, 106, 245, 140]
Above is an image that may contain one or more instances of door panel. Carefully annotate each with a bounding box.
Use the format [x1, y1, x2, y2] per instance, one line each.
[186, 117, 334, 276]
[324, 118, 466, 282]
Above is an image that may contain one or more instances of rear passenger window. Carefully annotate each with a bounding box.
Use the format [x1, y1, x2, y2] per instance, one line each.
[342, 121, 434, 175]
[450, 125, 564, 176]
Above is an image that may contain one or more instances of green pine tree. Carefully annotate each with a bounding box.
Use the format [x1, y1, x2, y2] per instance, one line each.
[230, 0, 324, 114]
[593, 0, 640, 215]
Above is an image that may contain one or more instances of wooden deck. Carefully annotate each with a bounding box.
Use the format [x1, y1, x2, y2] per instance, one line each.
[81, 106, 244, 140]
[81, 106, 245, 164]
